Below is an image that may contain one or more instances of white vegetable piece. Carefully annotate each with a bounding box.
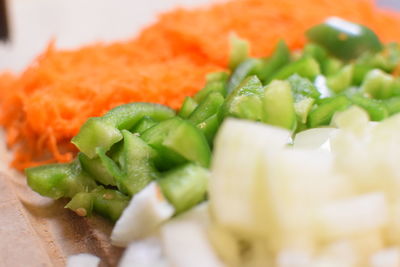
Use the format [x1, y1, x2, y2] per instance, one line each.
[370, 247, 400, 267]
[161, 203, 226, 267]
[118, 236, 167, 267]
[259, 149, 350, 252]
[276, 250, 312, 267]
[293, 127, 337, 152]
[208, 224, 241, 267]
[111, 182, 175, 247]
[316, 192, 388, 240]
[66, 253, 100, 267]
[210, 118, 290, 237]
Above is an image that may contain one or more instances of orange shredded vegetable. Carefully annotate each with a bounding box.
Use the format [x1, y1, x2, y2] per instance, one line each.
[1, 0, 400, 169]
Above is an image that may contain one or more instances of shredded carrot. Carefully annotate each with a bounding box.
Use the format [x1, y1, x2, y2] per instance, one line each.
[1, 0, 400, 169]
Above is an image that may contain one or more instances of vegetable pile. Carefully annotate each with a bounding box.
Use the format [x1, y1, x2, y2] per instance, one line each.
[19, 15, 400, 267]
[1, 0, 400, 170]
[25, 17, 400, 224]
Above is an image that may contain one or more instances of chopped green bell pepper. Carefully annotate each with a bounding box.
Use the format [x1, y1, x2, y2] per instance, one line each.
[308, 95, 351, 127]
[78, 152, 116, 186]
[306, 17, 382, 60]
[26, 159, 97, 199]
[72, 103, 175, 158]
[263, 80, 297, 130]
[66, 186, 129, 222]
[271, 56, 320, 81]
[189, 92, 224, 125]
[141, 117, 211, 169]
[158, 163, 209, 214]
[229, 34, 250, 70]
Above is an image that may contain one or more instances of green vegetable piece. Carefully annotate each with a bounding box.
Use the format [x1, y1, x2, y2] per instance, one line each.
[96, 131, 159, 196]
[72, 103, 175, 158]
[189, 92, 224, 125]
[132, 116, 158, 134]
[263, 80, 297, 130]
[92, 186, 129, 222]
[287, 74, 321, 100]
[271, 56, 321, 81]
[306, 17, 382, 60]
[178, 97, 198, 119]
[226, 95, 264, 121]
[227, 58, 262, 94]
[141, 117, 211, 168]
[65, 191, 94, 217]
[196, 114, 220, 146]
[350, 94, 388, 121]
[384, 96, 400, 115]
[65, 187, 129, 221]
[302, 43, 328, 67]
[294, 97, 315, 124]
[78, 152, 116, 186]
[205, 71, 230, 84]
[158, 163, 209, 214]
[257, 40, 291, 83]
[326, 64, 354, 93]
[26, 159, 97, 199]
[307, 95, 351, 128]
[287, 75, 320, 125]
[322, 57, 343, 76]
[222, 75, 264, 121]
[118, 130, 159, 196]
[229, 34, 250, 70]
[361, 69, 395, 99]
[194, 72, 229, 104]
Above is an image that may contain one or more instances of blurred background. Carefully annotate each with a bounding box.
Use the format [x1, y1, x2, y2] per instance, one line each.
[0, 0, 399, 72]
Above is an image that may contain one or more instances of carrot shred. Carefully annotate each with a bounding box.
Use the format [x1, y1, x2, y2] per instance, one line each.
[1, 0, 400, 169]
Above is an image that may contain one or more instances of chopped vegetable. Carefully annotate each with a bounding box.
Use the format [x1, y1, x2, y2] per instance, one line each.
[111, 182, 174, 247]
[66, 253, 100, 267]
[307, 16, 383, 60]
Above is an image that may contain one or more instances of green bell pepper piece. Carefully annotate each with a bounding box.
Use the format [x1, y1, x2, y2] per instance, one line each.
[263, 80, 297, 130]
[189, 92, 224, 125]
[158, 163, 209, 214]
[72, 103, 175, 158]
[227, 58, 262, 94]
[287, 74, 321, 100]
[349, 94, 388, 121]
[78, 152, 116, 186]
[294, 97, 315, 124]
[361, 69, 396, 99]
[384, 96, 400, 115]
[326, 64, 354, 93]
[141, 117, 211, 169]
[66, 186, 129, 222]
[307, 95, 351, 128]
[301, 43, 328, 67]
[322, 57, 343, 77]
[194, 72, 229, 103]
[221, 75, 264, 121]
[131, 116, 158, 134]
[257, 40, 291, 83]
[26, 159, 97, 199]
[97, 130, 158, 196]
[178, 97, 198, 119]
[306, 17, 382, 60]
[196, 114, 220, 146]
[228, 34, 250, 70]
[271, 56, 321, 81]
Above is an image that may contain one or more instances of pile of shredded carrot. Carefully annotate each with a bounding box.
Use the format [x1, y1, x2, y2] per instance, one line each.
[1, 0, 400, 170]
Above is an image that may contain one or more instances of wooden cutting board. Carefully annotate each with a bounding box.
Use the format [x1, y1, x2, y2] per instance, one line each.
[0, 170, 123, 267]
[0, 129, 123, 267]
